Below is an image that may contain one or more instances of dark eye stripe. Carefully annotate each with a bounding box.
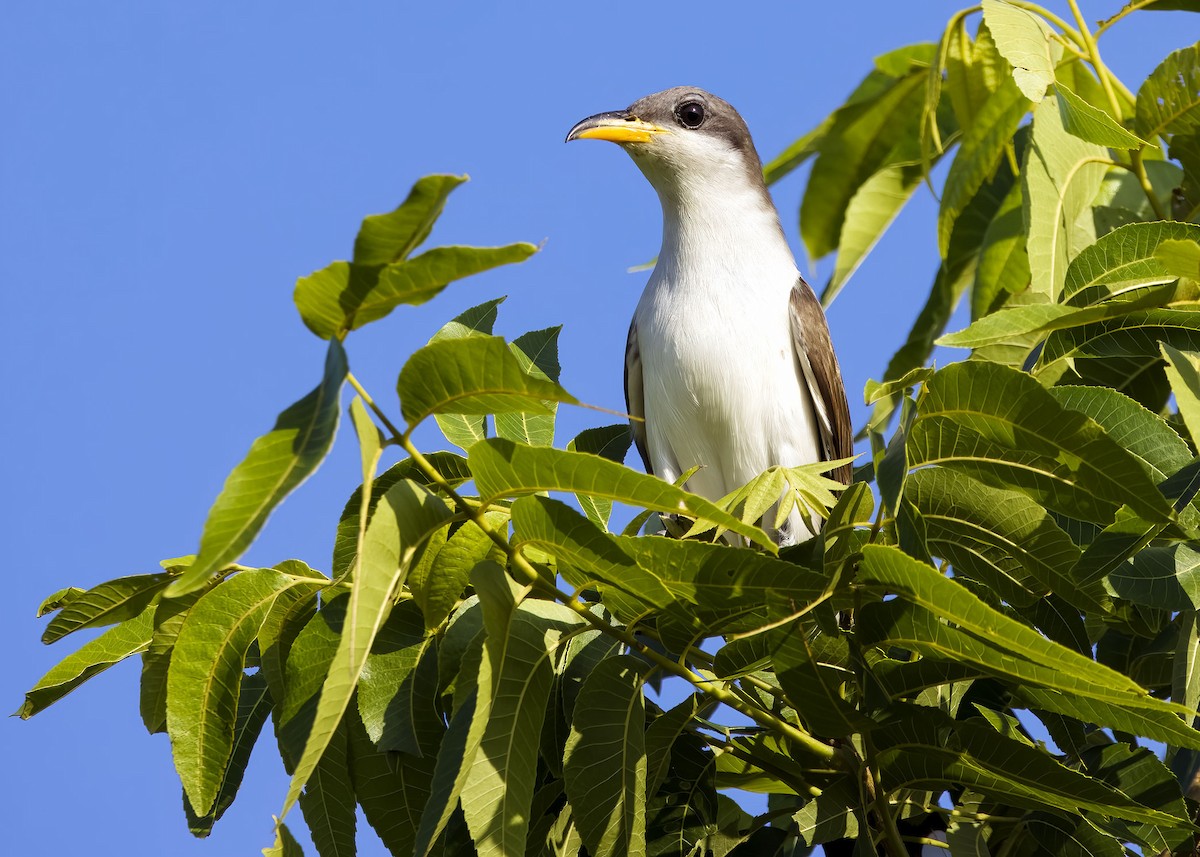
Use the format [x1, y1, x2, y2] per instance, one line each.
[676, 101, 705, 129]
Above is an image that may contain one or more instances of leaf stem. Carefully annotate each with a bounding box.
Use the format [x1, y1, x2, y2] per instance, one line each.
[392, 429, 845, 767]
[1006, 1, 1087, 51]
[1063, 0, 1167, 220]
[346, 372, 405, 443]
[863, 733, 908, 857]
[1096, 0, 1158, 36]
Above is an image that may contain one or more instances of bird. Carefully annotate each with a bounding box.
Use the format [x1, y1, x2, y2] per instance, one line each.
[566, 87, 852, 545]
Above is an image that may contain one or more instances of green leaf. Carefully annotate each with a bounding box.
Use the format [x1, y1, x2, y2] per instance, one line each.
[1051, 384, 1193, 481]
[494, 326, 563, 447]
[906, 467, 1088, 609]
[938, 283, 1178, 349]
[858, 545, 1187, 714]
[470, 438, 773, 550]
[1023, 95, 1108, 302]
[42, 572, 172, 644]
[908, 361, 1174, 523]
[1135, 41, 1200, 142]
[774, 625, 870, 737]
[357, 600, 442, 755]
[563, 655, 648, 857]
[168, 341, 347, 597]
[349, 397, 382, 487]
[938, 76, 1029, 257]
[1036, 306, 1200, 391]
[186, 673, 274, 837]
[330, 452, 471, 580]
[428, 297, 505, 450]
[981, 0, 1057, 102]
[567, 425, 634, 529]
[295, 244, 536, 341]
[346, 709, 437, 857]
[762, 118, 832, 185]
[409, 512, 507, 632]
[18, 606, 154, 718]
[801, 44, 933, 260]
[1157, 237, 1200, 279]
[973, 179, 1030, 319]
[1163, 343, 1200, 447]
[461, 595, 583, 857]
[280, 479, 452, 821]
[36, 586, 85, 617]
[263, 823, 305, 857]
[826, 158, 923, 302]
[397, 336, 576, 429]
[1056, 80, 1148, 149]
[353, 174, 467, 265]
[167, 568, 296, 816]
[512, 496, 829, 630]
[298, 719, 356, 857]
[874, 707, 1189, 827]
[141, 582, 218, 734]
[1109, 543, 1200, 611]
[1063, 221, 1200, 303]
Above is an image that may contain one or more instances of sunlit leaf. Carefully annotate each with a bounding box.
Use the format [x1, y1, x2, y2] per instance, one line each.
[168, 341, 347, 597]
[564, 655, 648, 857]
[1023, 95, 1108, 302]
[42, 572, 172, 644]
[18, 606, 154, 718]
[1055, 80, 1148, 149]
[981, 0, 1057, 102]
[470, 438, 773, 550]
[353, 174, 467, 265]
[1063, 221, 1200, 304]
[397, 336, 577, 429]
[1135, 41, 1200, 142]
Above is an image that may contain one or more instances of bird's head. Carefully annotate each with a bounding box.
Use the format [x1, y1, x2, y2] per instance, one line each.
[566, 87, 766, 205]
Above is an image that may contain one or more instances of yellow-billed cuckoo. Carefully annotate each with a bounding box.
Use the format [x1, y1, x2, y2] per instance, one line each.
[567, 87, 852, 545]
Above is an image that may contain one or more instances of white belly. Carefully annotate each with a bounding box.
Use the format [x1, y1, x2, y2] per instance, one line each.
[634, 272, 822, 507]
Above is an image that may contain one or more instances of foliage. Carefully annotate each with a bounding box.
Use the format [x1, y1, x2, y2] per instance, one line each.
[19, 3, 1200, 856]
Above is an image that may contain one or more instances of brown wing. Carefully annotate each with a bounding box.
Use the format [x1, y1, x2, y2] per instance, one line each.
[624, 319, 652, 473]
[789, 279, 853, 485]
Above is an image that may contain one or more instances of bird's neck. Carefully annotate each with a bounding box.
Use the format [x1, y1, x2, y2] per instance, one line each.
[652, 168, 795, 279]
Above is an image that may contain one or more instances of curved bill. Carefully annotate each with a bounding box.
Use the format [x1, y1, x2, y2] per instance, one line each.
[565, 110, 669, 144]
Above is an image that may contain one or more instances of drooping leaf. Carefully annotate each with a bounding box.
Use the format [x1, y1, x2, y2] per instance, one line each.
[263, 823, 305, 857]
[280, 479, 452, 821]
[356, 600, 442, 755]
[186, 673, 274, 837]
[353, 174, 467, 265]
[973, 178, 1030, 319]
[1135, 41, 1200, 142]
[168, 341, 347, 596]
[801, 43, 934, 261]
[295, 244, 536, 341]
[938, 76, 1028, 257]
[298, 719, 356, 857]
[471, 439, 772, 549]
[1163, 343, 1200, 448]
[397, 336, 577, 429]
[17, 606, 155, 718]
[167, 568, 297, 816]
[1023, 95, 1108, 302]
[461, 595, 583, 857]
[980, 0, 1056, 102]
[563, 655, 648, 857]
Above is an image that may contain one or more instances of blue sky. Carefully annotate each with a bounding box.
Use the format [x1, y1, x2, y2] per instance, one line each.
[2, 3, 1192, 854]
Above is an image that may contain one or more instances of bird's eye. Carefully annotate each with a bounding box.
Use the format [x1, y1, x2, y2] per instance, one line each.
[676, 101, 705, 129]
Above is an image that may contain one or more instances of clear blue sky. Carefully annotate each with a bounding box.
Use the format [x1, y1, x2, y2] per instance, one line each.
[2, 3, 1190, 854]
